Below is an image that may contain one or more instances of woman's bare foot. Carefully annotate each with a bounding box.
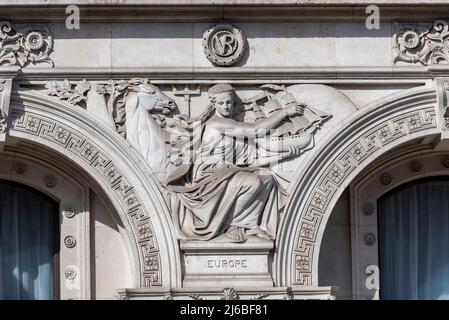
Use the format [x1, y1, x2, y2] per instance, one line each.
[224, 226, 247, 243]
[247, 227, 274, 240]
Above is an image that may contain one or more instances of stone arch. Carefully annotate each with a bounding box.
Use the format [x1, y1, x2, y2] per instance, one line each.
[275, 86, 440, 287]
[349, 143, 449, 299]
[5, 89, 181, 289]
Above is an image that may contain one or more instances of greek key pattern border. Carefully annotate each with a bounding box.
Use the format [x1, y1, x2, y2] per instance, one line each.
[294, 106, 437, 285]
[10, 110, 161, 286]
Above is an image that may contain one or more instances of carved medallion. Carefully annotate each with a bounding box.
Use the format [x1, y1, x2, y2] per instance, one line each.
[363, 203, 375, 216]
[363, 233, 376, 246]
[14, 162, 27, 175]
[44, 175, 57, 188]
[203, 23, 246, 66]
[63, 206, 76, 219]
[409, 160, 422, 173]
[380, 173, 392, 185]
[64, 267, 77, 280]
[64, 235, 76, 248]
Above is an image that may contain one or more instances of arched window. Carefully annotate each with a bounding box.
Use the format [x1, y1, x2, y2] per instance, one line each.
[0, 180, 58, 300]
[378, 177, 449, 300]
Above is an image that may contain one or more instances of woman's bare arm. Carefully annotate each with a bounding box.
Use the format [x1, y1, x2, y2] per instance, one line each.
[213, 105, 304, 138]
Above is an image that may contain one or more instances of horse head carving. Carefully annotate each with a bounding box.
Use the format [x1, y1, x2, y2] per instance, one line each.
[102, 78, 178, 175]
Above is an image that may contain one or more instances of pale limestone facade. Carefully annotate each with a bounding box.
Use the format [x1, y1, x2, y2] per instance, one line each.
[1, 1, 449, 300]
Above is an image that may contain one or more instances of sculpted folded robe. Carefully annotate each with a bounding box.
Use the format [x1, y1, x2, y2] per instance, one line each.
[165, 127, 287, 241]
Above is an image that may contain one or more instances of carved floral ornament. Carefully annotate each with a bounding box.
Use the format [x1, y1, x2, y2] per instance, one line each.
[45, 80, 91, 106]
[0, 21, 53, 68]
[393, 20, 449, 65]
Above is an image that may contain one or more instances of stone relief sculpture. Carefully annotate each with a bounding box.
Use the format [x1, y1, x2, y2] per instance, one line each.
[96, 79, 177, 172]
[163, 83, 330, 242]
[393, 20, 449, 65]
[0, 21, 53, 67]
[44, 78, 331, 242]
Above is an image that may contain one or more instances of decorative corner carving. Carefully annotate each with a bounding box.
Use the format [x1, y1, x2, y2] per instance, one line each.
[393, 20, 449, 65]
[45, 80, 91, 107]
[203, 23, 246, 67]
[0, 21, 53, 68]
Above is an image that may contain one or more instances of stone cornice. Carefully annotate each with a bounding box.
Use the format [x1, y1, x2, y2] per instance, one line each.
[1, 4, 449, 22]
[7, 66, 440, 83]
[1, 1, 449, 5]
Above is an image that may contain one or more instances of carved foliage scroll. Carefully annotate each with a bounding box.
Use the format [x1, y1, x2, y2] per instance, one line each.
[0, 21, 53, 68]
[45, 80, 91, 107]
[393, 20, 449, 65]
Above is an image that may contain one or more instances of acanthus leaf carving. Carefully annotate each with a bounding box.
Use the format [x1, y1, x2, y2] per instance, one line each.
[45, 80, 91, 107]
[0, 21, 53, 68]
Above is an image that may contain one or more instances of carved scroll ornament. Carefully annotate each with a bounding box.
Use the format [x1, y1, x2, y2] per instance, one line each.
[393, 20, 449, 65]
[0, 21, 53, 68]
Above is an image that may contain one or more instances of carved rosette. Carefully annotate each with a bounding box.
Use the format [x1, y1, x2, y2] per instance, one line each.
[220, 288, 239, 300]
[0, 21, 53, 67]
[393, 20, 449, 65]
[203, 23, 246, 66]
